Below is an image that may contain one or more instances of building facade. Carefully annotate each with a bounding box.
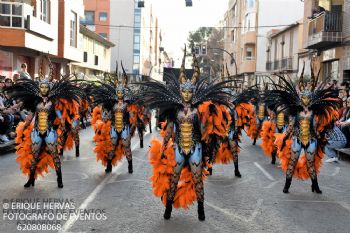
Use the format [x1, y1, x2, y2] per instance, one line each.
[302, 0, 348, 82]
[82, 0, 140, 78]
[139, 3, 162, 81]
[265, 21, 304, 80]
[71, 25, 114, 80]
[223, 0, 304, 86]
[0, 0, 113, 80]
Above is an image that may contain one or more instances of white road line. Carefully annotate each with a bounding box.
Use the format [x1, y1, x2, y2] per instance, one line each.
[253, 162, 275, 181]
[61, 131, 151, 232]
[264, 180, 279, 189]
[338, 201, 350, 213]
[331, 167, 340, 176]
[205, 198, 263, 223]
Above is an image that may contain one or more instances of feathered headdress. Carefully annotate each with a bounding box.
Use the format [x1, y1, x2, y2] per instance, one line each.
[37, 53, 54, 87]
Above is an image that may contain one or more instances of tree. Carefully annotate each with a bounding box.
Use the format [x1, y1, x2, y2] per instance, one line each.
[187, 27, 224, 80]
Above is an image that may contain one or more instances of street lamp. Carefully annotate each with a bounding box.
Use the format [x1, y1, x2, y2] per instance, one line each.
[185, 0, 192, 7]
[207, 47, 238, 77]
[138, 1, 144, 8]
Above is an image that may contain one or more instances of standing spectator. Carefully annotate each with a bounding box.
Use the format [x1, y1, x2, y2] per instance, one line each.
[19, 63, 31, 79]
[12, 73, 20, 83]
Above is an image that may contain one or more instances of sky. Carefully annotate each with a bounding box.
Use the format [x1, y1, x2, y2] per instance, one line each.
[149, 0, 229, 66]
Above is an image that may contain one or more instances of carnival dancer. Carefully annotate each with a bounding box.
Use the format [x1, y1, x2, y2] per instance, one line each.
[260, 92, 289, 164]
[7, 55, 84, 188]
[90, 62, 138, 174]
[137, 48, 233, 221]
[206, 65, 243, 178]
[267, 65, 341, 193]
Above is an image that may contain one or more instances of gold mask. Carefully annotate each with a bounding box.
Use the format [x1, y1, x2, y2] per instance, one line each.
[181, 90, 193, 103]
[301, 95, 310, 106]
[117, 90, 124, 99]
[39, 83, 50, 97]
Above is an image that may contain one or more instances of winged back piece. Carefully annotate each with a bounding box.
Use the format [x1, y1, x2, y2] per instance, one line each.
[121, 60, 128, 86]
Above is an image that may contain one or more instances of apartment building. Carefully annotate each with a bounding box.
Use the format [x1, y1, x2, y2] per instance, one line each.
[0, 0, 113, 80]
[302, 0, 348, 82]
[71, 25, 114, 80]
[265, 21, 304, 80]
[82, 0, 140, 77]
[139, 3, 162, 81]
[223, 0, 303, 86]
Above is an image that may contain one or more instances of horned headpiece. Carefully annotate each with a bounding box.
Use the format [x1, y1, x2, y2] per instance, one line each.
[179, 45, 199, 92]
[115, 60, 129, 93]
[38, 53, 54, 85]
[298, 62, 320, 93]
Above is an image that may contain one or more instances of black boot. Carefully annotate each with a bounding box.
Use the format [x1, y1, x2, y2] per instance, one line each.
[75, 145, 80, 157]
[283, 178, 292, 193]
[207, 167, 213, 176]
[163, 200, 173, 220]
[140, 139, 144, 148]
[24, 172, 35, 188]
[271, 152, 276, 164]
[149, 124, 152, 133]
[234, 162, 242, 178]
[311, 178, 322, 194]
[59, 149, 64, 157]
[252, 138, 257, 145]
[56, 169, 63, 188]
[128, 160, 133, 174]
[105, 160, 112, 173]
[198, 201, 205, 221]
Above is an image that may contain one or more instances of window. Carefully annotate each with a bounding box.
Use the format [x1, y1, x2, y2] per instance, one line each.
[246, 47, 253, 60]
[70, 11, 77, 48]
[231, 30, 235, 42]
[246, 0, 255, 9]
[40, 0, 50, 23]
[99, 12, 107, 22]
[244, 13, 255, 32]
[83, 11, 95, 25]
[135, 14, 141, 23]
[99, 33, 107, 39]
[134, 43, 140, 51]
[133, 55, 140, 63]
[95, 55, 98, 66]
[83, 52, 88, 62]
[134, 35, 140, 43]
[0, 2, 23, 27]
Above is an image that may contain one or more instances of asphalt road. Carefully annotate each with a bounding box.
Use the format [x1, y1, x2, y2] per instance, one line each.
[1, 125, 350, 233]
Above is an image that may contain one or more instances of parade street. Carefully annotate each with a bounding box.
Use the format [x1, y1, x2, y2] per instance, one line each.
[1, 125, 350, 233]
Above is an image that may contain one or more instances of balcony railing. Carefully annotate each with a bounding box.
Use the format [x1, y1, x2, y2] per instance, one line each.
[266, 61, 272, 71]
[307, 11, 343, 49]
[281, 57, 293, 70]
[273, 60, 279, 70]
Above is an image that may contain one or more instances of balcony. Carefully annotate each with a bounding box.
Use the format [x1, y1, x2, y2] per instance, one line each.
[306, 11, 342, 49]
[266, 61, 272, 71]
[242, 31, 256, 45]
[240, 59, 256, 73]
[280, 57, 293, 70]
[273, 60, 279, 70]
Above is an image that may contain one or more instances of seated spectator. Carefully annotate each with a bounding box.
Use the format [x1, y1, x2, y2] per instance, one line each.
[325, 125, 347, 163]
[337, 97, 350, 147]
[19, 63, 31, 79]
[0, 78, 14, 143]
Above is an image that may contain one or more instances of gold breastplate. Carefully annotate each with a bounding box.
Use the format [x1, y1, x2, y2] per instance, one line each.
[179, 121, 193, 155]
[258, 104, 265, 120]
[300, 118, 310, 146]
[277, 112, 285, 129]
[115, 111, 123, 132]
[38, 110, 49, 134]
